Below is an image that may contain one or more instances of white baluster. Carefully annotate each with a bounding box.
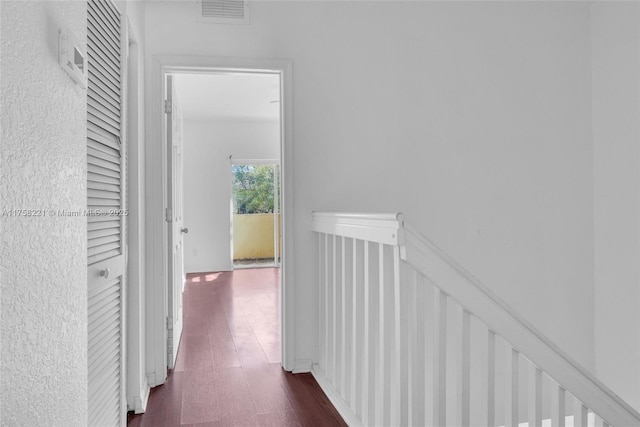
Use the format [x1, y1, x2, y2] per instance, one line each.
[318, 234, 324, 370]
[574, 399, 588, 427]
[433, 289, 447, 427]
[390, 246, 401, 426]
[350, 238, 358, 414]
[487, 329, 496, 427]
[375, 243, 385, 425]
[324, 234, 330, 374]
[362, 241, 371, 425]
[551, 384, 566, 427]
[406, 268, 417, 426]
[340, 236, 347, 397]
[506, 347, 519, 427]
[460, 309, 471, 427]
[419, 274, 431, 426]
[528, 364, 542, 427]
[331, 235, 337, 386]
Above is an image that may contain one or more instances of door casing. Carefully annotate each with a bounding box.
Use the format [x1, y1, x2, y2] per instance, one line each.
[145, 56, 295, 386]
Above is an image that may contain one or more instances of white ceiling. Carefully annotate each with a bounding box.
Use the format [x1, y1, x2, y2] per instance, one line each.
[173, 72, 280, 121]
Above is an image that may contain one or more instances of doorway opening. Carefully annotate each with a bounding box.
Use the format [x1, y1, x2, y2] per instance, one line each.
[160, 66, 290, 378]
[231, 160, 281, 269]
[148, 57, 294, 387]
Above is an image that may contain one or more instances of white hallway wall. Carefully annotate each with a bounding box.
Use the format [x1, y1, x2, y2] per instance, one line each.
[181, 118, 280, 273]
[592, 2, 640, 409]
[145, 0, 639, 405]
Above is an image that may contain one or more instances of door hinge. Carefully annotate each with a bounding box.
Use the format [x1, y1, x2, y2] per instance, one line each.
[164, 100, 172, 114]
[166, 316, 173, 331]
[165, 207, 173, 222]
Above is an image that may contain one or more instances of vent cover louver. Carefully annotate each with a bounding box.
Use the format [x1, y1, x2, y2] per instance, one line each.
[198, 0, 250, 24]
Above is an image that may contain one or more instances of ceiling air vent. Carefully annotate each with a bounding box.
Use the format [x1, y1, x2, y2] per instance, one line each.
[197, 0, 250, 25]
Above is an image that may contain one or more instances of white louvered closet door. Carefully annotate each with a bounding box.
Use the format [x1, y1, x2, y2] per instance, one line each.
[87, 0, 126, 425]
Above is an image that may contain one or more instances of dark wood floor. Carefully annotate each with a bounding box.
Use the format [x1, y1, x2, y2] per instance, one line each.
[128, 268, 346, 427]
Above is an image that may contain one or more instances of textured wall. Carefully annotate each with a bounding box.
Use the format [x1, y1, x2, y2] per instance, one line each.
[1, 1, 88, 425]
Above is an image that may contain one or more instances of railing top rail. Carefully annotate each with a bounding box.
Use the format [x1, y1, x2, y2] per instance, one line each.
[311, 211, 405, 246]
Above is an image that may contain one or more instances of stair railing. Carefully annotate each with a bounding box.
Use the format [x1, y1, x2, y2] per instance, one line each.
[311, 211, 640, 427]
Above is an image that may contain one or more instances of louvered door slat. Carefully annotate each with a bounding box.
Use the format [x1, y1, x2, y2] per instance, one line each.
[89, 241, 120, 257]
[87, 0, 123, 425]
[88, 176, 120, 189]
[88, 132, 120, 154]
[88, 124, 120, 149]
[91, 0, 120, 36]
[88, 111, 120, 136]
[89, 336, 120, 376]
[88, 103, 120, 128]
[88, 67, 120, 99]
[88, 149, 120, 169]
[89, 250, 121, 266]
[87, 156, 120, 173]
[89, 166, 120, 182]
[87, 18, 120, 56]
[88, 200, 120, 209]
[87, 47, 120, 84]
[89, 234, 120, 249]
[88, 219, 120, 231]
[88, 181, 120, 194]
[88, 77, 121, 112]
[89, 187, 121, 200]
[88, 57, 120, 89]
[87, 34, 120, 75]
[90, 0, 120, 41]
[90, 378, 119, 419]
[88, 97, 120, 126]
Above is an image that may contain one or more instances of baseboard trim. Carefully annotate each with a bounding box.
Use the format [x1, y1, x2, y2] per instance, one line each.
[291, 359, 313, 373]
[128, 376, 150, 414]
[311, 364, 363, 427]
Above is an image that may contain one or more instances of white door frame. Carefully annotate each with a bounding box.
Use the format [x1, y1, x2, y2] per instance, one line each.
[145, 55, 295, 385]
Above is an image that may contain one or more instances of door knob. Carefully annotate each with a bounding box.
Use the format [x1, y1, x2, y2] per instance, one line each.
[181, 227, 189, 234]
[100, 268, 110, 279]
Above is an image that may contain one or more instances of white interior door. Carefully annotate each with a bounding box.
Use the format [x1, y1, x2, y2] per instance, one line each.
[87, 0, 126, 425]
[166, 75, 185, 369]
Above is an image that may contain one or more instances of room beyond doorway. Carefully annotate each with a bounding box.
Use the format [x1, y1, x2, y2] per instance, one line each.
[173, 71, 283, 274]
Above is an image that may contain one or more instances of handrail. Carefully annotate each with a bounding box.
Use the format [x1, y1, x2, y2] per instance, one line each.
[311, 212, 405, 246]
[311, 211, 640, 426]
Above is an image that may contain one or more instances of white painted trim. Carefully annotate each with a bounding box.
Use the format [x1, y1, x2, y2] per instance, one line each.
[146, 55, 296, 382]
[311, 364, 363, 427]
[291, 359, 313, 374]
[129, 376, 149, 414]
[311, 211, 405, 246]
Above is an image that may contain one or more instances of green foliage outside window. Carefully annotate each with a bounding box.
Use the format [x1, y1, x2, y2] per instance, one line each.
[232, 164, 278, 214]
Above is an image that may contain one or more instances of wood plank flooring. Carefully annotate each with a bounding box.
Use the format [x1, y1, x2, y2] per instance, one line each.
[127, 268, 346, 427]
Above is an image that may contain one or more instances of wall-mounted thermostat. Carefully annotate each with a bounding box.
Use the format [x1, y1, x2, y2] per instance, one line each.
[58, 27, 87, 88]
